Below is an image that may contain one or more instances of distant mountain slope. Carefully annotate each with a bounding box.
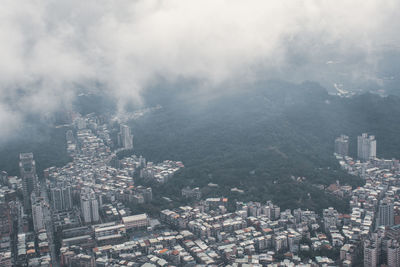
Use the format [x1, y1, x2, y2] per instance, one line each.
[131, 80, 400, 212]
[0, 125, 71, 177]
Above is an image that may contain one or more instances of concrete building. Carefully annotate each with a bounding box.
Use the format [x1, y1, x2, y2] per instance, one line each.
[20, 153, 38, 210]
[0, 171, 7, 185]
[50, 182, 72, 211]
[80, 188, 99, 224]
[182, 186, 202, 200]
[0, 251, 12, 267]
[288, 232, 301, 253]
[323, 207, 339, 232]
[66, 130, 75, 143]
[31, 193, 45, 232]
[364, 241, 378, 267]
[335, 135, 349, 157]
[387, 240, 400, 267]
[94, 223, 126, 238]
[378, 201, 394, 227]
[387, 225, 400, 241]
[122, 214, 149, 230]
[118, 124, 134, 150]
[135, 186, 153, 203]
[74, 117, 87, 130]
[0, 202, 12, 238]
[358, 133, 376, 161]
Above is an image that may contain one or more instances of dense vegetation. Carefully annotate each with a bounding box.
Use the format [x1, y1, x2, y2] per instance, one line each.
[2, 80, 400, 213]
[130, 80, 400, 213]
[0, 92, 115, 177]
[0, 124, 71, 178]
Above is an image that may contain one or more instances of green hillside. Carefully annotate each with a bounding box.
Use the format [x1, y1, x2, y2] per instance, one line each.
[131, 80, 400, 212]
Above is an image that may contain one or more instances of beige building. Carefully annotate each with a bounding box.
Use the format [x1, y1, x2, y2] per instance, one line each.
[122, 214, 149, 230]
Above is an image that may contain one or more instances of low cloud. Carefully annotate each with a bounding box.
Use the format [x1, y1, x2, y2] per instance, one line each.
[0, 0, 399, 137]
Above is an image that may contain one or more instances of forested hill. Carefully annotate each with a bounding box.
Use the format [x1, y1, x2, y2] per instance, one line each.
[0, 125, 71, 178]
[131, 80, 400, 212]
[0, 92, 114, 177]
[1, 80, 399, 212]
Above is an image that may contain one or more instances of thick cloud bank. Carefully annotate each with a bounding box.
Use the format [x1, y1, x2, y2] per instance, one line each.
[0, 0, 399, 137]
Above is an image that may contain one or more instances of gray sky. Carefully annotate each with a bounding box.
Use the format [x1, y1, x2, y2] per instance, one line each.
[0, 0, 399, 137]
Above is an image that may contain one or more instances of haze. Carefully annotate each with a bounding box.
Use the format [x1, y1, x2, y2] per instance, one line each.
[1, 0, 400, 137]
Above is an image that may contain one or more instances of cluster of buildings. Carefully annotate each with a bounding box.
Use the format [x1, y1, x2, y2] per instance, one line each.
[181, 187, 202, 200]
[54, 197, 333, 266]
[334, 132, 377, 161]
[0, 112, 184, 266]
[140, 160, 184, 183]
[2, 114, 400, 267]
[45, 113, 181, 230]
[0, 152, 56, 266]
[158, 200, 324, 266]
[59, 213, 151, 266]
[334, 133, 400, 266]
[0, 197, 12, 267]
[17, 231, 52, 266]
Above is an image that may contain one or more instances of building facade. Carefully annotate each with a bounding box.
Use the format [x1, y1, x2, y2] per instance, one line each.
[80, 188, 100, 224]
[19, 153, 38, 210]
[334, 135, 349, 157]
[364, 241, 378, 267]
[357, 133, 377, 161]
[378, 201, 394, 227]
[387, 240, 400, 267]
[31, 193, 45, 232]
[122, 214, 149, 230]
[118, 124, 134, 150]
[50, 182, 72, 211]
[0, 203, 11, 238]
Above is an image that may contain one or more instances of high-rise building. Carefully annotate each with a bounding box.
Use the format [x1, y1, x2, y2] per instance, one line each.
[288, 232, 301, 253]
[265, 201, 280, 220]
[378, 200, 394, 227]
[136, 186, 153, 203]
[0, 202, 12, 238]
[81, 196, 91, 224]
[80, 188, 99, 224]
[334, 135, 349, 157]
[91, 198, 99, 222]
[387, 225, 400, 241]
[51, 187, 62, 211]
[0, 171, 7, 185]
[31, 193, 45, 232]
[357, 133, 376, 161]
[66, 130, 75, 143]
[387, 240, 400, 267]
[74, 117, 86, 130]
[323, 207, 339, 231]
[19, 153, 38, 210]
[364, 240, 378, 267]
[118, 124, 134, 150]
[50, 182, 72, 211]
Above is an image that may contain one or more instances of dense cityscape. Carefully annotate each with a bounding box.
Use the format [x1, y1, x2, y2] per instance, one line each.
[2, 1, 400, 266]
[0, 112, 398, 267]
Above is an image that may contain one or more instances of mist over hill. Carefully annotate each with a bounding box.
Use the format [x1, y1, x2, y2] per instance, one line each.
[129, 80, 400, 211]
[2, 2, 400, 265]
[1, 79, 400, 212]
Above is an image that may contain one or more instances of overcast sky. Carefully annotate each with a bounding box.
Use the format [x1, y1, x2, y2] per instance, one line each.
[0, 0, 399, 137]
